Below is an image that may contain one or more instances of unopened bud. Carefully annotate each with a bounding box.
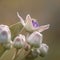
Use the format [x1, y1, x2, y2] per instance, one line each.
[0, 24, 11, 44]
[27, 31, 43, 48]
[39, 43, 49, 57]
[13, 34, 26, 49]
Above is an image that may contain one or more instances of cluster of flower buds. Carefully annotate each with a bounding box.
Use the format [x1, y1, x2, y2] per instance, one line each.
[30, 43, 49, 57]
[16, 12, 50, 57]
[0, 13, 50, 58]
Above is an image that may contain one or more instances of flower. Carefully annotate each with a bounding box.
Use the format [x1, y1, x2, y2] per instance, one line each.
[27, 31, 43, 48]
[13, 34, 26, 49]
[37, 43, 49, 57]
[0, 24, 11, 44]
[17, 12, 50, 32]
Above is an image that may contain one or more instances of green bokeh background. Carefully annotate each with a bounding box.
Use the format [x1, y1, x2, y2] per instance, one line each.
[0, 0, 60, 60]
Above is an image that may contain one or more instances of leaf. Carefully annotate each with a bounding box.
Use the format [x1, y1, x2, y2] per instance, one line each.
[0, 48, 16, 60]
[10, 22, 23, 40]
[14, 49, 30, 60]
[0, 45, 6, 57]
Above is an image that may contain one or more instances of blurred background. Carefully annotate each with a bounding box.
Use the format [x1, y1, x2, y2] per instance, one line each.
[0, 0, 60, 60]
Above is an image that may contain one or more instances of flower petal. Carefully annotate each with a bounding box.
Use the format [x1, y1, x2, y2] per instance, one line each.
[37, 24, 50, 32]
[17, 12, 25, 26]
[26, 14, 31, 21]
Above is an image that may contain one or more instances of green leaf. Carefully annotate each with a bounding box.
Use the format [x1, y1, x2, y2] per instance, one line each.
[0, 48, 16, 60]
[10, 22, 23, 40]
[0, 45, 6, 57]
[14, 49, 30, 60]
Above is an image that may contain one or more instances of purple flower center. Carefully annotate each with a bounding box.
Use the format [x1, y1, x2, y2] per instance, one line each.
[32, 20, 39, 28]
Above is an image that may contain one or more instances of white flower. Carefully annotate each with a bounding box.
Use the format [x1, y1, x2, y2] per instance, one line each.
[0, 24, 11, 44]
[37, 43, 49, 57]
[13, 34, 26, 49]
[27, 31, 43, 48]
[17, 12, 50, 32]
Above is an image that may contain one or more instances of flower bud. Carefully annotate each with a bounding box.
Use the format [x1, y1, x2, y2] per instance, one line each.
[24, 42, 31, 51]
[0, 24, 11, 44]
[39, 43, 49, 57]
[13, 34, 26, 49]
[27, 31, 43, 48]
